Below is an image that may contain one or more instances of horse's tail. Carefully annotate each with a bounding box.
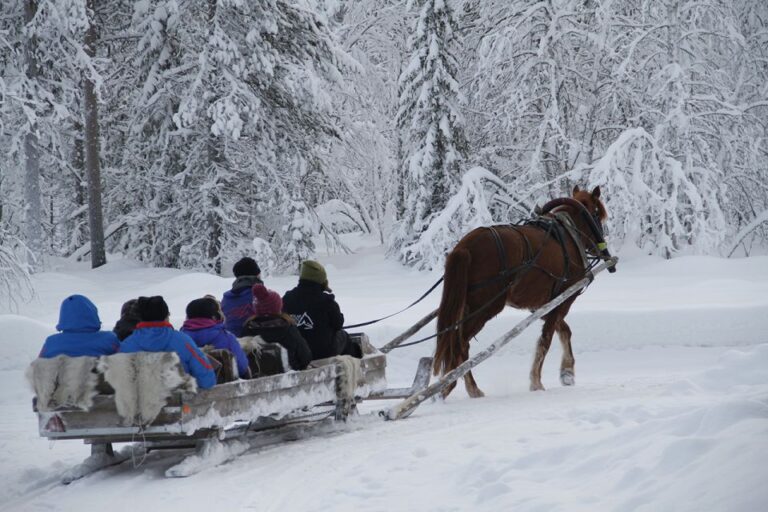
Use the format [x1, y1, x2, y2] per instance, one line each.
[433, 248, 471, 376]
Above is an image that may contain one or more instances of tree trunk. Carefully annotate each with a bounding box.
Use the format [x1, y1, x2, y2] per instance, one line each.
[23, 0, 43, 270]
[71, 122, 88, 256]
[83, 0, 107, 268]
[207, 136, 223, 275]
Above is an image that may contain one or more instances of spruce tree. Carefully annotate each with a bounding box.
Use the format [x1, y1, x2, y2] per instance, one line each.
[394, 0, 467, 268]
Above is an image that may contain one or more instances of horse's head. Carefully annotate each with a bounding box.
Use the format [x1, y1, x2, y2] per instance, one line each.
[571, 185, 616, 272]
[572, 185, 606, 228]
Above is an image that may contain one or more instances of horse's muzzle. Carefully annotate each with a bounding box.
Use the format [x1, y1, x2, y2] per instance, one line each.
[596, 241, 617, 273]
[601, 248, 617, 273]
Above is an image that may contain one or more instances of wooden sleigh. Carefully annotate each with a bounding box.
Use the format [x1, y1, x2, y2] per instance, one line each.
[30, 333, 409, 481]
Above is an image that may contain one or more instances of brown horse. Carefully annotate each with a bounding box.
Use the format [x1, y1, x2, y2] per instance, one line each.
[433, 185, 613, 398]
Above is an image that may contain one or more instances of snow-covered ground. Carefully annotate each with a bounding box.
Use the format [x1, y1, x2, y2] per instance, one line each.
[1, 240, 767, 511]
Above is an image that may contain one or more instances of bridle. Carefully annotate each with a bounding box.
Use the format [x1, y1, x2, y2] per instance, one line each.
[539, 197, 616, 272]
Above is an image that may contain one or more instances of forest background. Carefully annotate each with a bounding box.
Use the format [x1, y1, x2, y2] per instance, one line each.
[2, 0, 767, 301]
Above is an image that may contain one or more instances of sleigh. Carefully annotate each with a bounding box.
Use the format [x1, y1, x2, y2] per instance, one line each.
[29, 333, 398, 481]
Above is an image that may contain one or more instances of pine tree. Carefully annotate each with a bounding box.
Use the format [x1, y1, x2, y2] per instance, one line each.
[394, 0, 467, 268]
[281, 196, 315, 272]
[108, 0, 342, 272]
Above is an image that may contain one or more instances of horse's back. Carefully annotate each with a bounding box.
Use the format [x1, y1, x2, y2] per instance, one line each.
[454, 224, 579, 310]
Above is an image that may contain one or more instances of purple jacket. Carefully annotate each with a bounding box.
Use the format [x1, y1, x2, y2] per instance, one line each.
[181, 318, 250, 379]
[221, 276, 262, 336]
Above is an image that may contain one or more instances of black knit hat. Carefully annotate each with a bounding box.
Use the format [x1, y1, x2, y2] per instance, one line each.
[137, 296, 170, 322]
[233, 257, 261, 278]
[186, 297, 221, 320]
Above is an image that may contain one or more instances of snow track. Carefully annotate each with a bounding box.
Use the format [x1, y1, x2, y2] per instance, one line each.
[1, 249, 767, 511]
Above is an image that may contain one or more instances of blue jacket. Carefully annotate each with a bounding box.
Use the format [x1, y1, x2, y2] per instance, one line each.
[181, 318, 250, 379]
[221, 276, 261, 336]
[119, 322, 216, 389]
[39, 295, 120, 358]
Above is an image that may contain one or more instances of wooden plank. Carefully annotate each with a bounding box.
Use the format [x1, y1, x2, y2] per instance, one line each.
[379, 309, 439, 353]
[181, 380, 339, 431]
[367, 357, 432, 400]
[383, 258, 618, 421]
[183, 365, 337, 404]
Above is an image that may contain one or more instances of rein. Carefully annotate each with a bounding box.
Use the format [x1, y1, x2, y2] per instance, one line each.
[342, 275, 444, 329]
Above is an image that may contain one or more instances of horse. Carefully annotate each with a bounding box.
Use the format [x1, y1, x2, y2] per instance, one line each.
[433, 185, 615, 398]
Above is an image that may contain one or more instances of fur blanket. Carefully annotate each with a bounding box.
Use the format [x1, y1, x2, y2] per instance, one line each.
[239, 335, 290, 376]
[97, 352, 197, 426]
[336, 355, 362, 400]
[27, 356, 100, 411]
[309, 355, 362, 400]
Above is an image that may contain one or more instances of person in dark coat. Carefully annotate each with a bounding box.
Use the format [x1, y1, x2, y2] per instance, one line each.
[113, 298, 140, 341]
[39, 295, 120, 358]
[181, 297, 251, 379]
[120, 296, 216, 389]
[281, 260, 361, 360]
[241, 284, 312, 371]
[221, 257, 263, 336]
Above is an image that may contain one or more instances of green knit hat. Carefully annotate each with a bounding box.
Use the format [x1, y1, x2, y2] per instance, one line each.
[300, 260, 328, 287]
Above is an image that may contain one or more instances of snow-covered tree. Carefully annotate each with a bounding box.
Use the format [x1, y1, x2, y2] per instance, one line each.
[280, 196, 315, 272]
[0, 221, 34, 311]
[460, 0, 767, 257]
[107, 0, 343, 272]
[0, 0, 110, 268]
[393, 0, 467, 268]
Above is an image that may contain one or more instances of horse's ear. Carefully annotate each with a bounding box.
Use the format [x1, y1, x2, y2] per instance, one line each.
[591, 186, 601, 199]
[572, 185, 580, 195]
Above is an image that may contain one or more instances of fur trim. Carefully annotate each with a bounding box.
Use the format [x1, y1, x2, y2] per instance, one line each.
[27, 356, 99, 411]
[98, 352, 197, 426]
[336, 356, 362, 400]
[238, 335, 268, 354]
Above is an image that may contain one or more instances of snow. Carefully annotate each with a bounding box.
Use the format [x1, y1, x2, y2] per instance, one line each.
[1, 242, 767, 511]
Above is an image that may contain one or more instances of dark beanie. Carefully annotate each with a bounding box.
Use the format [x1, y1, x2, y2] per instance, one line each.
[137, 296, 170, 322]
[233, 257, 261, 278]
[186, 297, 221, 320]
[120, 298, 139, 319]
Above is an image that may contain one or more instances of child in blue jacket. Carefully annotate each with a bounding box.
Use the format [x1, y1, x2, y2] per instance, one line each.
[120, 296, 216, 389]
[39, 295, 120, 358]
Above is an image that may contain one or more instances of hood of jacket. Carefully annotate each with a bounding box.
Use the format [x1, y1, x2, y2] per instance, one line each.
[181, 320, 230, 348]
[56, 295, 102, 332]
[181, 318, 221, 331]
[230, 275, 263, 293]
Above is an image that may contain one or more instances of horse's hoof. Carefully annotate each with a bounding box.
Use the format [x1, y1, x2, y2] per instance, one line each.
[529, 382, 545, 392]
[468, 388, 485, 398]
[560, 370, 575, 386]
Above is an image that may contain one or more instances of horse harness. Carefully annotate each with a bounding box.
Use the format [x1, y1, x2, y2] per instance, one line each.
[469, 208, 599, 301]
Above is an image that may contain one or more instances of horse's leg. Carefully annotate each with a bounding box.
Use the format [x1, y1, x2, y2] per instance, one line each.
[440, 305, 496, 399]
[460, 304, 502, 398]
[529, 311, 559, 391]
[441, 379, 458, 399]
[554, 297, 577, 386]
[439, 330, 484, 399]
[461, 342, 485, 398]
[556, 318, 575, 386]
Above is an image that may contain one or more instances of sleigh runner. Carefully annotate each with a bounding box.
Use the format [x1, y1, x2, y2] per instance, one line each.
[30, 333, 388, 480]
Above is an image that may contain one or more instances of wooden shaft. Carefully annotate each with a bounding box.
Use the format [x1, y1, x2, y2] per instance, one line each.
[383, 257, 618, 421]
[379, 308, 439, 353]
